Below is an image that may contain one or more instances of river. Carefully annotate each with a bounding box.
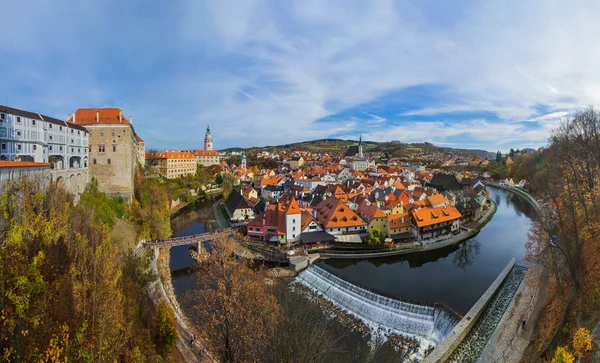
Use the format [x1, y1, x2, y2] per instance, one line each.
[170, 187, 535, 317]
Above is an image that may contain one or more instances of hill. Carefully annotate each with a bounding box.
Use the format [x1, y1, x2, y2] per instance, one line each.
[222, 139, 494, 160]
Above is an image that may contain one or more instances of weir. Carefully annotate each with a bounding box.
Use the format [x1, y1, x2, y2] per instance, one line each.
[295, 265, 460, 352]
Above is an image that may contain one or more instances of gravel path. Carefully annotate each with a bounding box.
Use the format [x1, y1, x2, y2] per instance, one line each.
[477, 262, 549, 363]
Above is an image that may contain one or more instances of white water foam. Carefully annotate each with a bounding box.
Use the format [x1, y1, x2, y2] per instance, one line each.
[295, 265, 460, 360]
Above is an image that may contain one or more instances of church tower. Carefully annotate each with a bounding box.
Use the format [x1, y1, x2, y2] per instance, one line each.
[204, 125, 213, 150]
[358, 135, 363, 158]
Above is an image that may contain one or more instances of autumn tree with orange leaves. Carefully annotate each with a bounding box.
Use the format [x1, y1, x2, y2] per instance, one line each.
[188, 235, 281, 362]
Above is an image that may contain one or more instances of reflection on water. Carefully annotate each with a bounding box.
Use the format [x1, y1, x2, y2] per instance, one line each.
[169, 188, 535, 316]
[319, 188, 535, 315]
[453, 239, 481, 270]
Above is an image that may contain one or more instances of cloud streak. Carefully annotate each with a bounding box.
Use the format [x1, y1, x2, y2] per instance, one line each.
[1, 0, 599, 151]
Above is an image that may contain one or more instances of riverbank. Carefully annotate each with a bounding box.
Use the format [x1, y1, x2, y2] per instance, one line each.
[307, 199, 497, 261]
[146, 248, 215, 362]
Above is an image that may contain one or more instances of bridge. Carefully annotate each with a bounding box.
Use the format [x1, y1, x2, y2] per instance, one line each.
[135, 222, 288, 263]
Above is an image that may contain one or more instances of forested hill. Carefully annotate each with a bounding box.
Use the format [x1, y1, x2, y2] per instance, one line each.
[222, 139, 494, 159]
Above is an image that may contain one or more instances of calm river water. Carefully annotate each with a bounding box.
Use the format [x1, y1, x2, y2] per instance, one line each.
[170, 188, 535, 316]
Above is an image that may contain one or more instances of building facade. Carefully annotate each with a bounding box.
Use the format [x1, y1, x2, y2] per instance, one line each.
[192, 149, 220, 166]
[70, 108, 142, 202]
[0, 105, 89, 195]
[147, 150, 197, 179]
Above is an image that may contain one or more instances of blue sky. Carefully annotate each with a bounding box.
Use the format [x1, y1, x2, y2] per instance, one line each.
[2, 0, 600, 152]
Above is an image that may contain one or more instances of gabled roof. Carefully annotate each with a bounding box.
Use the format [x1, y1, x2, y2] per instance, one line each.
[225, 190, 250, 213]
[0, 105, 88, 132]
[286, 198, 301, 215]
[356, 200, 387, 223]
[72, 108, 131, 125]
[426, 193, 447, 207]
[315, 197, 366, 229]
[428, 174, 461, 191]
[411, 205, 461, 228]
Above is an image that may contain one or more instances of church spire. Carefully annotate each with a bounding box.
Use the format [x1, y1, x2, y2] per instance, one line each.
[358, 135, 363, 158]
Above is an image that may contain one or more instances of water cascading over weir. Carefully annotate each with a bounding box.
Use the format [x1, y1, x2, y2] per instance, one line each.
[295, 265, 460, 351]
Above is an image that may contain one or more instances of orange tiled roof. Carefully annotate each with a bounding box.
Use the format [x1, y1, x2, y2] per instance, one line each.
[315, 197, 366, 229]
[388, 213, 411, 228]
[301, 210, 317, 230]
[146, 151, 195, 159]
[72, 108, 131, 125]
[134, 133, 144, 142]
[356, 200, 387, 223]
[0, 161, 51, 168]
[426, 193, 447, 206]
[286, 197, 301, 215]
[193, 149, 220, 156]
[411, 205, 461, 228]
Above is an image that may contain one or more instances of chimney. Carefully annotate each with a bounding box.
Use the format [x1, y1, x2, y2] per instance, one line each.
[130, 116, 133, 124]
[119, 112, 122, 123]
[96, 111, 99, 123]
[68, 113, 71, 123]
[73, 111, 76, 123]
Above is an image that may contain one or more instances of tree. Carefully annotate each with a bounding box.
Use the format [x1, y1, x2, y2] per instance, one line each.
[188, 235, 280, 362]
[221, 173, 237, 199]
[155, 302, 178, 357]
[572, 327, 592, 358]
[364, 228, 384, 245]
[551, 346, 574, 363]
[495, 150, 503, 162]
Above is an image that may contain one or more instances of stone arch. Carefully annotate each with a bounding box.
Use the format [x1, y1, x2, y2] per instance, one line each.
[55, 176, 65, 190]
[69, 156, 81, 169]
[76, 173, 83, 194]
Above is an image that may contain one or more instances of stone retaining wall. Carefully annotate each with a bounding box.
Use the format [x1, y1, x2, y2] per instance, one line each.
[423, 258, 516, 363]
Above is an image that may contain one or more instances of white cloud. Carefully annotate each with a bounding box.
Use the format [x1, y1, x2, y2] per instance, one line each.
[2, 0, 600, 150]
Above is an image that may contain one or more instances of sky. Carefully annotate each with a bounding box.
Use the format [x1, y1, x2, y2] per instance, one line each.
[2, 0, 600, 152]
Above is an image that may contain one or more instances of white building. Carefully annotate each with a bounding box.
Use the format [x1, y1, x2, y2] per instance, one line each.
[0, 106, 89, 195]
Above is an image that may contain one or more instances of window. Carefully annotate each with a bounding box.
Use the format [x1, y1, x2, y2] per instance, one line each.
[292, 227, 295, 231]
[293, 219, 296, 223]
[16, 117, 21, 123]
[49, 135, 53, 140]
[71, 129, 73, 134]
[59, 146, 63, 151]
[16, 131, 21, 137]
[49, 145, 53, 151]
[93, 159, 97, 165]
[0, 114, 4, 120]
[59, 126, 62, 131]
[49, 124, 53, 128]
[98, 145, 105, 153]
[71, 148, 74, 153]
[17, 144, 22, 151]
[1, 144, 5, 150]
[100, 130, 104, 137]
[111, 130, 115, 137]
[33, 145, 37, 151]
[112, 145, 116, 152]
[108, 159, 111, 165]
[32, 120, 35, 125]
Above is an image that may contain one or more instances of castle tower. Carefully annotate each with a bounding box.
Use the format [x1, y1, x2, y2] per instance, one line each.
[241, 152, 247, 171]
[358, 135, 363, 158]
[204, 125, 213, 150]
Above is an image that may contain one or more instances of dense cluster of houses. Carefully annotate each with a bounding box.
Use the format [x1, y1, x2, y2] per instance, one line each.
[223, 143, 492, 248]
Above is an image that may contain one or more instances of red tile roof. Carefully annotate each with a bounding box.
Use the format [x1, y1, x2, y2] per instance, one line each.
[146, 151, 195, 159]
[71, 108, 131, 125]
[411, 205, 461, 228]
[0, 161, 51, 168]
[315, 197, 366, 229]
